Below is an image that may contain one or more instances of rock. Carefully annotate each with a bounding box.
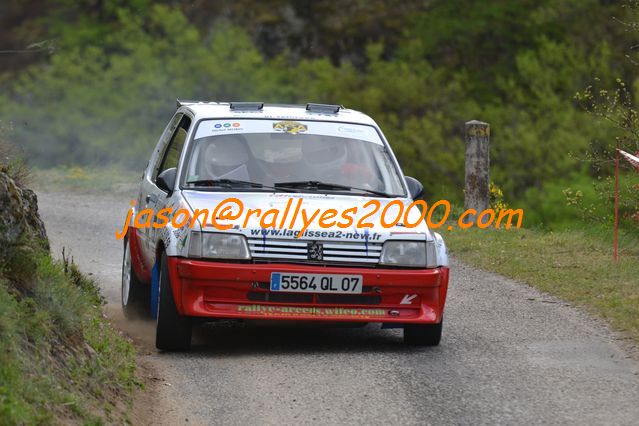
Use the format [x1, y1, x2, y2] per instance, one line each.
[0, 169, 49, 262]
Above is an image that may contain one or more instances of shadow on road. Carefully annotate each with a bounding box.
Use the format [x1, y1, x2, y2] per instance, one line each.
[188, 322, 420, 356]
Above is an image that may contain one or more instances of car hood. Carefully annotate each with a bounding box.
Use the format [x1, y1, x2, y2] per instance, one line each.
[181, 190, 432, 243]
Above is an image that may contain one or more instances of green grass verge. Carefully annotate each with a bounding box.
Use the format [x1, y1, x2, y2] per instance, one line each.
[0, 248, 139, 424]
[32, 166, 139, 194]
[445, 225, 639, 342]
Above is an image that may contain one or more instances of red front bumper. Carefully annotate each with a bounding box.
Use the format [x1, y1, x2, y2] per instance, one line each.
[168, 257, 449, 324]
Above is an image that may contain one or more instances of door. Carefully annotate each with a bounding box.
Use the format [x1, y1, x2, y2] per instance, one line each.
[137, 113, 190, 265]
[143, 114, 192, 265]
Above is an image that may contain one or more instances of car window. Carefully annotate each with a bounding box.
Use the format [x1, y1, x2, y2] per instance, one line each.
[149, 113, 182, 178]
[157, 115, 191, 179]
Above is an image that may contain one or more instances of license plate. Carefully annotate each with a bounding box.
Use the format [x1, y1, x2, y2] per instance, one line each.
[270, 272, 363, 294]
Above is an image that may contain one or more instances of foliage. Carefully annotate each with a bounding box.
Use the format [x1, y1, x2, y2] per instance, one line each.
[0, 0, 637, 225]
[576, 78, 639, 168]
[572, 1, 639, 230]
[1, 6, 279, 167]
[521, 173, 604, 228]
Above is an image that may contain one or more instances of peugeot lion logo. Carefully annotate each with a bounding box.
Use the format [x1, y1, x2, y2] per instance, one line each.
[307, 242, 323, 261]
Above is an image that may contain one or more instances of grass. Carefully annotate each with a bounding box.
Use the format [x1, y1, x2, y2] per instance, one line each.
[445, 224, 639, 342]
[0, 246, 139, 424]
[32, 165, 139, 194]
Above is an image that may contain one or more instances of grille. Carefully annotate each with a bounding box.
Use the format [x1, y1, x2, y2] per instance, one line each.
[247, 291, 313, 303]
[248, 237, 382, 264]
[316, 294, 381, 305]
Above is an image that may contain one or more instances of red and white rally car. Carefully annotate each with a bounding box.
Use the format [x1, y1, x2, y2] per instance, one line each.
[121, 101, 449, 350]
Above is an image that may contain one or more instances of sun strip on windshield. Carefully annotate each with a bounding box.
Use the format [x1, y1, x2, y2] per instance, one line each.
[193, 119, 383, 145]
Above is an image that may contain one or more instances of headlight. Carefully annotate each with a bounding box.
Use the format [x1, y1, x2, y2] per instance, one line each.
[188, 232, 251, 260]
[379, 241, 437, 267]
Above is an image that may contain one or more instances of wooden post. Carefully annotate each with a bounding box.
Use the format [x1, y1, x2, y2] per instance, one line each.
[464, 120, 490, 221]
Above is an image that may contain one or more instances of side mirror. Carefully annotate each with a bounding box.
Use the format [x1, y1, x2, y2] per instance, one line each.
[404, 176, 424, 200]
[156, 168, 177, 195]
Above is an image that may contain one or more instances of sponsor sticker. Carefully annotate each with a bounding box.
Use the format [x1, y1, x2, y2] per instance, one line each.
[236, 304, 387, 318]
[211, 122, 242, 132]
[338, 125, 365, 135]
[273, 121, 308, 134]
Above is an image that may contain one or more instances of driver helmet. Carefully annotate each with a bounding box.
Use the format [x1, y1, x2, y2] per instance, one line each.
[301, 137, 348, 172]
[202, 134, 249, 178]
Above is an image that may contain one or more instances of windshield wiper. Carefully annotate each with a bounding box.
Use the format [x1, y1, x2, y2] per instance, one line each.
[273, 180, 401, 198]
[186, 179, 294, 192]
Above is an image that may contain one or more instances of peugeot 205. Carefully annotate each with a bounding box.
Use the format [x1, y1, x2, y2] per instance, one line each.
[121, 101, 450, 350]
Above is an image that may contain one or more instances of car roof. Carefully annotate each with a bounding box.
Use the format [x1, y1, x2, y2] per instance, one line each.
[178, 102, 379, 126]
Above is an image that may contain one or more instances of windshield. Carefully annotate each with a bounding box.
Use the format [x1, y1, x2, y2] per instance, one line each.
[182, 119, 406, 196]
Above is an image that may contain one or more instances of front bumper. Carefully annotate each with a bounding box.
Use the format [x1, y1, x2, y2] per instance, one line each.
[167, 258, 449, 324]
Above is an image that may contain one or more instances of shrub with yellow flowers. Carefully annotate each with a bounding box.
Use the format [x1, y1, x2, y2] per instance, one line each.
[489, 182, 508, 212]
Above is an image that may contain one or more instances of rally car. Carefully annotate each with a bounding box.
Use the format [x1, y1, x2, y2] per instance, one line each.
[121, 101, 450, 350]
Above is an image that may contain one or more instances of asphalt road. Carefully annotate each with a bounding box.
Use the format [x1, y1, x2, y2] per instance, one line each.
[37, 190, 639, 425]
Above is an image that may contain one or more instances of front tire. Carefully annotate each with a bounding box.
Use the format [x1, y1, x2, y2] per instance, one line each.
[403, 320, 442, 346]
[156, 252, 192, 351]
[122, 237, 149, 319]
